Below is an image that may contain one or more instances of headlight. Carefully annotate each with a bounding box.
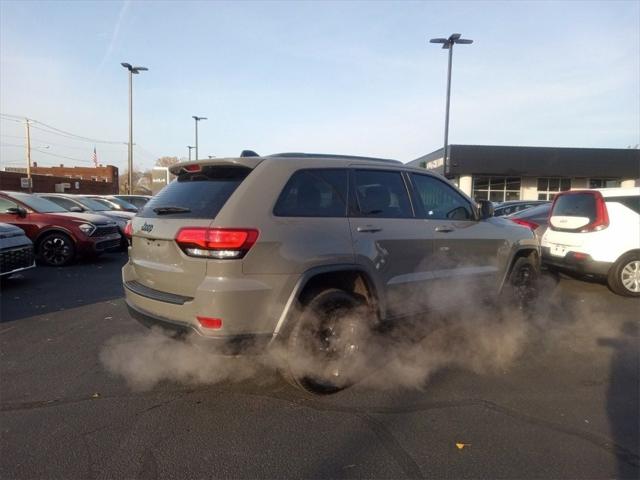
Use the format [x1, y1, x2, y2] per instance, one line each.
[78, 223, 96, 236]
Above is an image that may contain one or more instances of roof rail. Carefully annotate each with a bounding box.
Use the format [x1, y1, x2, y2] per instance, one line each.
[268, 152, 401, 164]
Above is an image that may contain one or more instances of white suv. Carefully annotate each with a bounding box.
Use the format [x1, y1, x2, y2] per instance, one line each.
[541, 187, 640, 297]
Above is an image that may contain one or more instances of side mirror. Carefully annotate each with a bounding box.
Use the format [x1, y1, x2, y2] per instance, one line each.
[478, 200, 494, 220]
[69, 206, 84, 212]
[6, 207, 27, 218]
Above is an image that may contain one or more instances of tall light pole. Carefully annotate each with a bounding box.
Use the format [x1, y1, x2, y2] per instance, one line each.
[121, 62, 148, 194]
[429, 33, 473, 176]
[187, 145, 195, 161]
[192, 116, 207, 161]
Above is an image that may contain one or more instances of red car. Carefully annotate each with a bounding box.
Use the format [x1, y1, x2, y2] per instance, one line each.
[0, 191, 122, 266]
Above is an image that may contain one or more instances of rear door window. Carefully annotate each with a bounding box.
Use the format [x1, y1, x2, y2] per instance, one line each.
[139, 165, 250, 219]
[274, 169, 348, 217]
[610, 196, 640, 214]
[352, 170, 413, 218]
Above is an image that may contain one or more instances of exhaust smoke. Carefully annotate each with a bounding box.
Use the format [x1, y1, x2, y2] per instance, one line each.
[101, 273, 631, 392]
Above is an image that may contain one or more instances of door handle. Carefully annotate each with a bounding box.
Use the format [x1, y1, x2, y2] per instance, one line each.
[357, 225, 382, 233]
[435, 226, 454, 233]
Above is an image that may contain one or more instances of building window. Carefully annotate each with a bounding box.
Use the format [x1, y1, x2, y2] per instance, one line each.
[91, 176, 98, 181]
[589, 178, 621, 189]
[472, 176, 521, 202]
[537, 178, 571, 200]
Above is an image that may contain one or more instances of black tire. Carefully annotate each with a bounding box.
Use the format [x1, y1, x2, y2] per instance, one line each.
[607, 252, 640, 297]
[504, 255, 539, 310]
[37, 232, 75, 266]
[284, 288, 371, 395]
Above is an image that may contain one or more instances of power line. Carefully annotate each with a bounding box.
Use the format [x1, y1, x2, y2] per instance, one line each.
[1, 114, 126, 145]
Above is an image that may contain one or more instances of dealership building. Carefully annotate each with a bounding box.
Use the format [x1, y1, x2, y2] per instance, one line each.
[408, 145, 640, 202]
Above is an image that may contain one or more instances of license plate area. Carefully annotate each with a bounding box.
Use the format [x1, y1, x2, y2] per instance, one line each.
[550, 244, 568, 257]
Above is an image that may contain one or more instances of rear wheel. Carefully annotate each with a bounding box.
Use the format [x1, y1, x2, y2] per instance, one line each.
[37, 232, 75, 266]
[608, 253, 640, 297]
[505, 255, 539, 309]
[285, 289, 371, 394]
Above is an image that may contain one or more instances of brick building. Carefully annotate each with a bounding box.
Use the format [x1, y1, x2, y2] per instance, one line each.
[0, 165, 119, 195]
[5, 163, 119, 184]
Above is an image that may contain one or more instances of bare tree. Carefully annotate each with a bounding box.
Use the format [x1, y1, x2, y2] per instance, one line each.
[155, 156, 179, 167]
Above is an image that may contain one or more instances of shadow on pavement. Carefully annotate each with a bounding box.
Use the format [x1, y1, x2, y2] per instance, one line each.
[0, 252, 127, 323]
[599, 321, 640, 479]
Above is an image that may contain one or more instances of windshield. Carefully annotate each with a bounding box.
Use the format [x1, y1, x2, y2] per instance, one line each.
[90, 198, 118, 210]
[75, 197, 111, 211]
[10, 192, 68, 213]
[105, 196, 137, 210]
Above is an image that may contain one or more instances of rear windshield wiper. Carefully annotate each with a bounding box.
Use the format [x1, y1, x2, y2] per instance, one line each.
[153, 206, 191, 215]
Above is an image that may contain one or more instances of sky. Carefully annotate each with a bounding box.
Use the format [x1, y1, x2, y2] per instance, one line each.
[1, 0, 639, 172]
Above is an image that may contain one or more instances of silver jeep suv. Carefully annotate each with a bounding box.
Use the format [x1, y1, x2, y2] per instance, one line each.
[123, 153, 540, 393]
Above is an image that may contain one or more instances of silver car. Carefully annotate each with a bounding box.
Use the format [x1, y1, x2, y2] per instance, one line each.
[123, 153, 540, 393]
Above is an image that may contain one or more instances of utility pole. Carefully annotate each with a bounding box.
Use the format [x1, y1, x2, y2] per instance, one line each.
[25, 118, 32, 192]
[121, 62, 148, 194]
[187, 145, 195, 161]
[192, 116, 207, 161]
[429, 33, 473, 176]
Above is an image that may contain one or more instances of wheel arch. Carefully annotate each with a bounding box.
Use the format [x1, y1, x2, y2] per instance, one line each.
[498, 246, 540, 293]
[272, 264, 385, 340]
[34, 227, 77, 248]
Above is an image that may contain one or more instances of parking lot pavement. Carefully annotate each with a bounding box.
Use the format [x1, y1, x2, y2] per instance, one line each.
[1, 253, 638, 479]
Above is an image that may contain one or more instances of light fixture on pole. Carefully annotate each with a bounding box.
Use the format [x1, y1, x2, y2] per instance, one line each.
[121, 62, 148, 194]
[187, 145, 195, 161]
[192, 116, 207, 161]
[429, 33, 473, 176]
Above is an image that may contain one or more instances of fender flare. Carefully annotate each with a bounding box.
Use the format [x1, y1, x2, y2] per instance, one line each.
[498, 244, 541, 292]
[270, 263, 386, 340]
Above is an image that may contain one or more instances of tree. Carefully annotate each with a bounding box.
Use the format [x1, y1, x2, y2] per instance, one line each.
[155, 156, 179, 167]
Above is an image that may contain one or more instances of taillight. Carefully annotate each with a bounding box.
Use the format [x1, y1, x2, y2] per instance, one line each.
[510, 218, 539, 231]
[197, 316, 223, 329]
[175, 228, 259, 259]
[581, 192, 609, 233]
[182, 164, 201, 173]
[124, 221, 132, 239]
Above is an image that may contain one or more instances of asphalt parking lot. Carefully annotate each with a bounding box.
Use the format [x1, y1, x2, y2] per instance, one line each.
[1, 252, 638, 479]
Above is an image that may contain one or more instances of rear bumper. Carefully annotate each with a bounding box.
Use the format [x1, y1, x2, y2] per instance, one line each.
[541, 247, 612, 276]
[125, 301, 273, 355]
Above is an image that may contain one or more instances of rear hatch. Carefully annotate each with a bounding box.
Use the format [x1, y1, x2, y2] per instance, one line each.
[545, 190, 609, 246]
[129, 162, 255, 297]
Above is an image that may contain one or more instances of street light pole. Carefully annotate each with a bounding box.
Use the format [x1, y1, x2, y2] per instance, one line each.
[187, 146, 195, 161]
[121, 62, 148, 194]
[429, 33, 473, 176]
[192, 116, 207, 161]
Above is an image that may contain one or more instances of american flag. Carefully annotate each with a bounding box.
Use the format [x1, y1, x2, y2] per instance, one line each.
[91, 147, 98, 167]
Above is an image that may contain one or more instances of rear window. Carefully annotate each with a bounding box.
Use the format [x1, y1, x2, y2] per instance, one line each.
[552, 193, 597, 222]
[274, 169, 348, 217]
[139, 166, 250, 219]
[609, 196, 640, 215]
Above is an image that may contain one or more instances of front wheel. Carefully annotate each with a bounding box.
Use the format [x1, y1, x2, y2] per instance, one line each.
[37, 232, 75, 266]
[504, 255, 539, 309]
[284, 289, 372, 394]
[608, 253, 640, 297]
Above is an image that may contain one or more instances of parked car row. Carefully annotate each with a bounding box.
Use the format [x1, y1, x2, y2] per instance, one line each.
[0, 191, 149, 268]
[496, 189, 640, 297]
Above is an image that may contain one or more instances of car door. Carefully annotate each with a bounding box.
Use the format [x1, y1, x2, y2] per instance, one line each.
[408, 172, 504, 297]
[348, 168, 435, 318]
